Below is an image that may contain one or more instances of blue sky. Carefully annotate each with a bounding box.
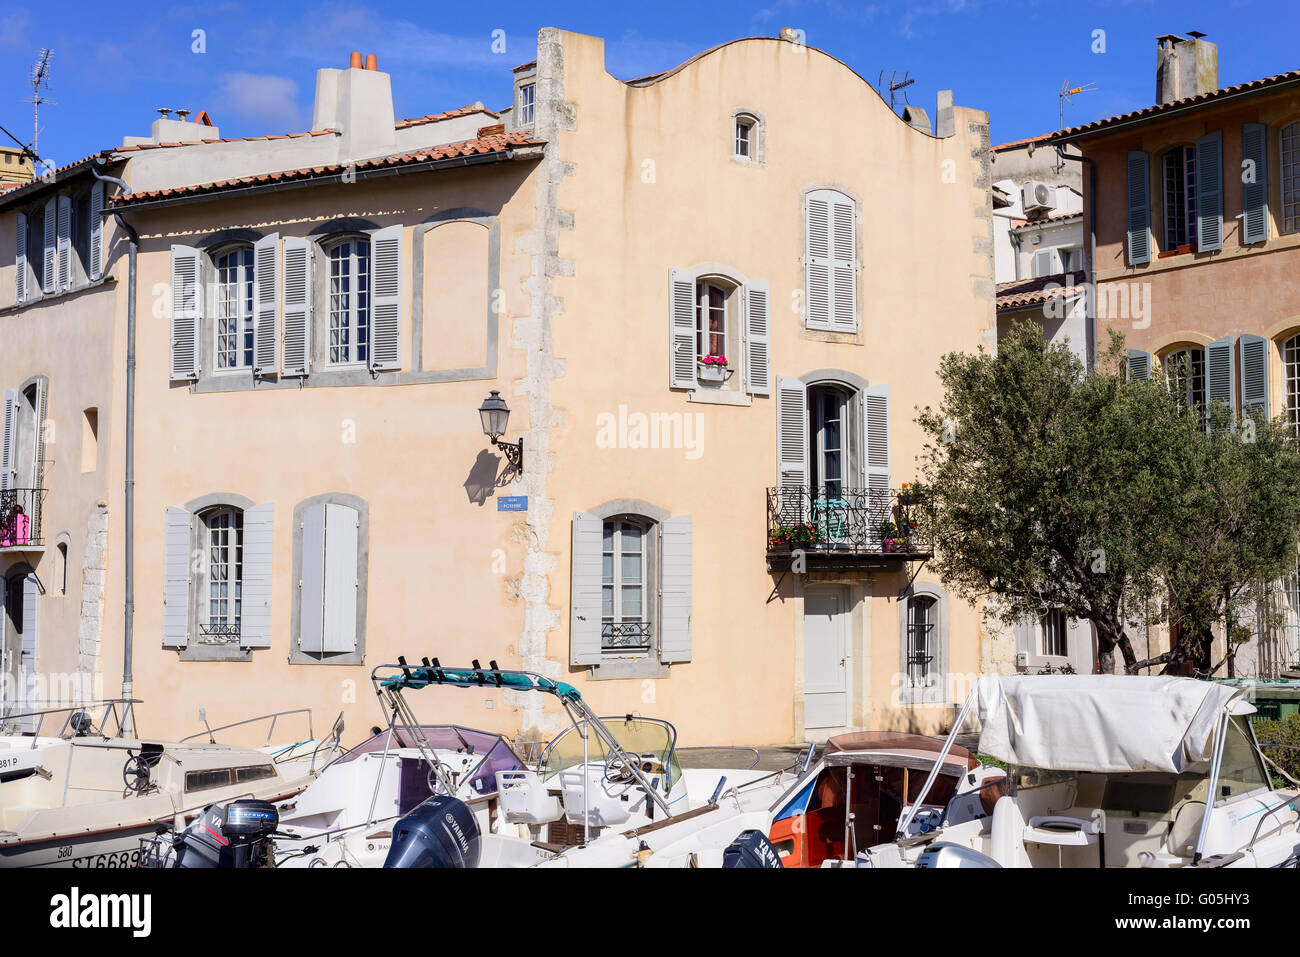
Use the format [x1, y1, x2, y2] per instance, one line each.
[0, 0, 1292, 169]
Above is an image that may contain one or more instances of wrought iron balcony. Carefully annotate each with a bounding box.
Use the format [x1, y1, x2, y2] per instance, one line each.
[0, 487, 45, 549]
[199, 622, 242, 645]
[766, 485, 934, 564]
[601, 621, 652, 652]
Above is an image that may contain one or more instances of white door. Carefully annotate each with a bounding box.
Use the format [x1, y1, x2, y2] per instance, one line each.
[804, 588, 848, 731]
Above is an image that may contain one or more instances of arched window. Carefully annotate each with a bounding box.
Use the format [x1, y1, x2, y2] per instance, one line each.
[1163, 346, 1206, 409]
[734, 113, 757, 159]
[213, 245, 255, 370]
[808, 383, 851, 500]
[200, 506, 243, 641]
[601, 516, 654, 657]
[325, 237, 371, 366]
[1282, 121, 1300, 235]
[1162, 145, 1197, 250]
[899, 584, 948, 705]
[1285, 333, 1300, 437]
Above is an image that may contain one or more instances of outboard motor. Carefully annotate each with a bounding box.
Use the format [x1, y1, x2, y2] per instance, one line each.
[383, 796, 480, 869]
[173, 799, 280, 868]
[721, 829, 784, 868]
[915, 842, 1001, 869]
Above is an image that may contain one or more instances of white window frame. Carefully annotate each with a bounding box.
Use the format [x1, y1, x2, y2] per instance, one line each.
[696, 279, 730, 364]
[213, 245, 256, 372]
[517, 83, 536, 127]
[899, 584, 948, 706]
[202, 507, 243, 641]
[734, 115, 754, 159]
[1285, 333, 1300, 438]
[1162, 144, 1197, 251]
[1164, 346, 1207, 410]
[325, 237, 371, 368]
[1039, 609, 1068, 658]
[601, 517, 653, 659]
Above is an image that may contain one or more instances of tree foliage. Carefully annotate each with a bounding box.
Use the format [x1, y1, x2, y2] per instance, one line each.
[916, 320, 1300, 674]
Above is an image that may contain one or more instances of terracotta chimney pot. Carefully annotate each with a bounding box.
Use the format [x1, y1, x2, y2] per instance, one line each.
[349, 51, 363, 69]
[365, 54, 378, 71]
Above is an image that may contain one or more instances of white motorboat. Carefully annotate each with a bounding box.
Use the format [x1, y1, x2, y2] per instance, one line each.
[0, 699, 342, 868]
[856, 675, 1300, 869]
[274, 659, 793, 867]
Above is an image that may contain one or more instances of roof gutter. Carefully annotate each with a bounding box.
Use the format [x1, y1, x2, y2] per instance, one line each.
[1051, 75, 1300, 145]
[108, 148, 540, 214]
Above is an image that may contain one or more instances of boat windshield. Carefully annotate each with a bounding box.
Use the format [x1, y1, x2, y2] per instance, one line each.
[542, 715, 681, 790]
[331, 726, 513, 766]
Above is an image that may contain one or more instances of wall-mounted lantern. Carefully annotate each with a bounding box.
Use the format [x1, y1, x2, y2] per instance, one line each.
[478, 390, 523, 472]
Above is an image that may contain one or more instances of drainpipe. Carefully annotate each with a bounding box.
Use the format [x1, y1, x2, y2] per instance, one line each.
[1058, 144, 1098, 370]
[92, 158, 136, 736]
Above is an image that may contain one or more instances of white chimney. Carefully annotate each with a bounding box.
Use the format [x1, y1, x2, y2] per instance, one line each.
[312, 52, 396, 162]
[1156, 33, 1218, 105]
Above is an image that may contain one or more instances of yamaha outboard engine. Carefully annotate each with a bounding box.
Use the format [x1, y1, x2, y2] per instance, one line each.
[721, 829, 784, 868]
[383, 796, 480, 868]
[173, 799, 280, 868]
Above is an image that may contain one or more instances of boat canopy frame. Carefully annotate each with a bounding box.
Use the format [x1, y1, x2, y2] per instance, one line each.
[370, 658, 674, 835]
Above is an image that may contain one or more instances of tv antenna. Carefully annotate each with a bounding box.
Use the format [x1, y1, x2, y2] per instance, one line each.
[24, 49, 56, 176]
[878, 70, 916, 113]
[1056, 80, 1097, 172]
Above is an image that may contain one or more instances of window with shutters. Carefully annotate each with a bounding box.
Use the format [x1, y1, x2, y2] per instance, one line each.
[601, 517, 654, 658]
[325, 238, 371, 366]
[290, 494, 368, 665]
[1039, 609, 1068, 658]
[1162, 145, 1197, 251]
[1164, 347, 1206, 424]
[1283, 121, 1300, 235]
[200, 506, 243, 643]
[803, 188, 858, 333]
[695, 278, 737, 382]
[1286, 334, 1300, 438]
[669, 267, 766, 400]
[70, 190, 92, 284]
[23, 204, 45, 295]
[213, 245, 256, 371]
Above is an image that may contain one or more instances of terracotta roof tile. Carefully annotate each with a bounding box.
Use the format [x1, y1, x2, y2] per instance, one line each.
[1053, 68, 1300, 141]
[110, 131, 544, 207]
[114, 129, 336, 153]
[996, 272, 1084, 310]
[394, 105, 498, 130]
[1011, 210, 1084, 231]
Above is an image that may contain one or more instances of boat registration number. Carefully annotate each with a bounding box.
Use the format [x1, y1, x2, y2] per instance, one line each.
[66, 848, 146, 868]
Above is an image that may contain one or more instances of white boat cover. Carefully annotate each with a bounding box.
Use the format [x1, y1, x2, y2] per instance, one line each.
[972, 675, 1254, 774]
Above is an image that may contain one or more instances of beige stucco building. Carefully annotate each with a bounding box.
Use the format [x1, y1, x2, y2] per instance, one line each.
[1, 28, 997, 747]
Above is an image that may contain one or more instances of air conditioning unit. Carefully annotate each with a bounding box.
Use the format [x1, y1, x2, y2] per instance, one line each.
[1022, 181, 1056, 213]
[1016, 651, 1030, 668]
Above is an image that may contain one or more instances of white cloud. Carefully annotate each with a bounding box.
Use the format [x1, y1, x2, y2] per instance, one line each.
[0, 14, 30, 50]
[212, 72, 304, 133]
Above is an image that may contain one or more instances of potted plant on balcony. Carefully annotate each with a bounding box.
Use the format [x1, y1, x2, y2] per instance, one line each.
[897, 482, 928, 506]
[769, 522, 823, 550]
[697, 353, 732, 383]
[878, 518, 912, 553]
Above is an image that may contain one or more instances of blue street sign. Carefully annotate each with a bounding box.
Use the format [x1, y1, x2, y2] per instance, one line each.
[497, 496, 528, 512]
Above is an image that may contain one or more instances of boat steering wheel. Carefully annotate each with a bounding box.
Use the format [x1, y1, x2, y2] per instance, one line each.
[122, 752, 153, 793]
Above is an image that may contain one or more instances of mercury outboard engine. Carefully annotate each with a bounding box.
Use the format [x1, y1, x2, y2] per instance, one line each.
[721, 829, 784, 868]
[173, 799, 280, 868]
[383, 796, 480, 868]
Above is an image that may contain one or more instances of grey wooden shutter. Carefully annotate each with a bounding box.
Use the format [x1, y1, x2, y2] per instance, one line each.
[744, 280, 771, 396]
[42, 198, 55, 294]
[56, 196, 71, 292]
[20, 573, 39, 731]
[241, 503, 274, 648]
[1239, 333, 1269, 420]
[31, 378, 47, 496]
[805, 192, 832, 329]
[1206, 335, 1236, 418]
[253, 233, 279, 375]
[298, 503, 326, 653]
[170, 245, 201, 380]
[659, 515, 692, 664]
[162, 506, 192, 647]
[280, 237, 312, 376]
[864, 384, 891, 495]
[569, 512, 603, 666]
[89, 182, 104, 281]
[0, 389, 15, 491]
[1126, 349, 1153, 382]
[368, 225, 402, 371]
[322, 503, 359, 652]
[1126, 151, 1151, 265]
[1242, 124, 1269, 245]
[1196, 131, 1223, 252]
[777, 375, 809, 491]
[830, 194, 857, 331]
[669, 268, 696, 388]
[14, 212, 26, 304]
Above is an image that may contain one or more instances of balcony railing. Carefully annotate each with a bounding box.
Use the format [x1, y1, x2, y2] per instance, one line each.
[199, 622, 242, 645]
[766, 485, 934, 559]
[0, 487, 45, 549]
